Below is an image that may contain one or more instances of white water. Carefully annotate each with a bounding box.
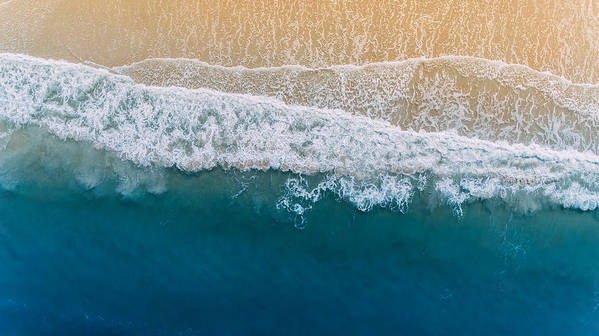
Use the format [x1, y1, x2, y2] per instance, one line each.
[116, 56, 599, 153]
[1, 53, 599, 214]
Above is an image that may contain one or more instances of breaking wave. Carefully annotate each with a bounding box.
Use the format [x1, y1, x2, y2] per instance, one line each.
[1, 53, 599, 217]
[116, 56, 599, 153]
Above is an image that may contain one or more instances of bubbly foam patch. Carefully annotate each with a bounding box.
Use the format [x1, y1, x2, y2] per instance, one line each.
[1, 54, 599, 214]
[116, 56, 599, 153]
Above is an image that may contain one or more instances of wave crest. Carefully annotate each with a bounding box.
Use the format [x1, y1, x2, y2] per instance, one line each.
[117, 56, 599, 153]
[1, 54, 599, 214]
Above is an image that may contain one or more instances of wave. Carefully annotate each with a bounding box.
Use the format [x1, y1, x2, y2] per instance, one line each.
[1, 53, 599, 216]
[116, 56, 599, 154]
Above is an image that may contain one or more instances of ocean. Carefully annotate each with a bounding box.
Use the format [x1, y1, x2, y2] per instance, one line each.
[0, 1, 598, 335]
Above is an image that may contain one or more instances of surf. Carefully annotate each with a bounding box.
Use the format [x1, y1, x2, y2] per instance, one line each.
[1, 2, 599, 335]
[116, 56, 599, 153]
[1, 53, 599, 217]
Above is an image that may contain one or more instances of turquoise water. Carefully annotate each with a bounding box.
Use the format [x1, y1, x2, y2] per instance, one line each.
[0, 54, 599, 335]
[0, 166, 598, 335]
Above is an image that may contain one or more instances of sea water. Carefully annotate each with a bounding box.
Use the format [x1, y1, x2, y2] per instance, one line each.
[0, 54, 596, 335]
[0, 170, 598, 335]
[0, 1, 598, 334]
[0, 147, 598, 336]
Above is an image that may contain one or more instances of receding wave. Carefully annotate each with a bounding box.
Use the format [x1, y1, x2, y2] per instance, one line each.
[116, 56, 599, 154]
[1, 53, 599, 216]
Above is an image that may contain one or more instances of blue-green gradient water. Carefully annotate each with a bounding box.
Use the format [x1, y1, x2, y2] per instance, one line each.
[1, 54, 599, 335]
[1, 169, 599, 335]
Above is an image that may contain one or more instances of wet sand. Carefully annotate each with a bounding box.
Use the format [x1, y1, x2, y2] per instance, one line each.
[0, 0, 598, 83]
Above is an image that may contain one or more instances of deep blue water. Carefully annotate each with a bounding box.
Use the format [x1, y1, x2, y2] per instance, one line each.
[0, 170, 598, 335]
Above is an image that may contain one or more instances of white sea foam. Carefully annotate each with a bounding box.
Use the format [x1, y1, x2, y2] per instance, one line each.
[1, 54, 599, 214]
[116, 56, 599, 154]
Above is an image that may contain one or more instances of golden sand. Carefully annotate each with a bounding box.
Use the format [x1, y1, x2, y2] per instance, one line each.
[1, 0, 598, 83]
